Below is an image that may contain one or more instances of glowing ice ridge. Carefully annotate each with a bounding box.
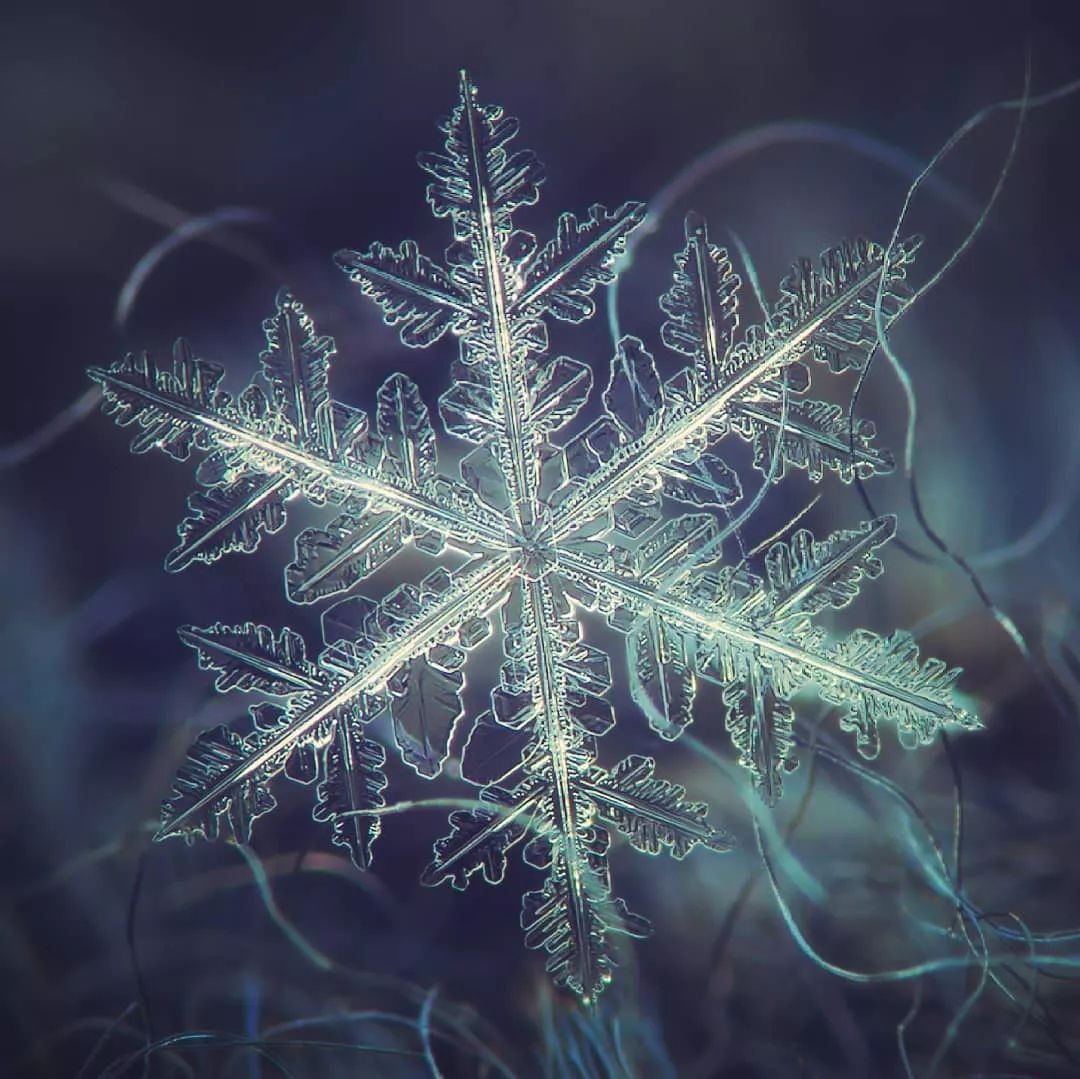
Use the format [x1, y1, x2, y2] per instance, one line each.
[89, 72, 978, 1001]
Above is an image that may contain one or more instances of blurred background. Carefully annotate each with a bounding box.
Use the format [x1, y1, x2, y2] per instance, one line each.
[3, 1, 1080, 1075]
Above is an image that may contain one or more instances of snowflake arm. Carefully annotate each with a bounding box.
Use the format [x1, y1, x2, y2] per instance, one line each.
[89, 290, 506, 573]
[423, 577, 728, 1000]
[520, 574, 646, 1001]
[157, 556, 512, 856]
[555, 216, 917, 532]
[559, 535, 978, 804]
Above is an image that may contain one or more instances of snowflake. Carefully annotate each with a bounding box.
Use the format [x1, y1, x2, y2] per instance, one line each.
[90, 72, 979, 1001]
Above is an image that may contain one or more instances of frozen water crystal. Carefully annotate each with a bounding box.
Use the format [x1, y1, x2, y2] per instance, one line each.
[90, 72, 977, 1001]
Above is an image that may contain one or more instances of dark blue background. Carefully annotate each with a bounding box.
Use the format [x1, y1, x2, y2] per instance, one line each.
[3, 2, 1080, 1075]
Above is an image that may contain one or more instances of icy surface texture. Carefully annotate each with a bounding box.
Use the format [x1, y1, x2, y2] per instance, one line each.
[89, 72, 978, 1001]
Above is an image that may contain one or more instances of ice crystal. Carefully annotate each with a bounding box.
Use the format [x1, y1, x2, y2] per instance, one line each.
[90, 72, 979, 1001]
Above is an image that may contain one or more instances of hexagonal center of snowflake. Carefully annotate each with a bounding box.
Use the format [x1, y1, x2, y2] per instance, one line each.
[511, 514, 558, 581]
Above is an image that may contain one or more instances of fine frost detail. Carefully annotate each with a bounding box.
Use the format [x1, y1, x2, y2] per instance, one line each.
[90, 72, 978, 1002]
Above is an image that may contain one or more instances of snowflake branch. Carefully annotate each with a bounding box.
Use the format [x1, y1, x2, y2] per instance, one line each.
[559, 552, 974, 731]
